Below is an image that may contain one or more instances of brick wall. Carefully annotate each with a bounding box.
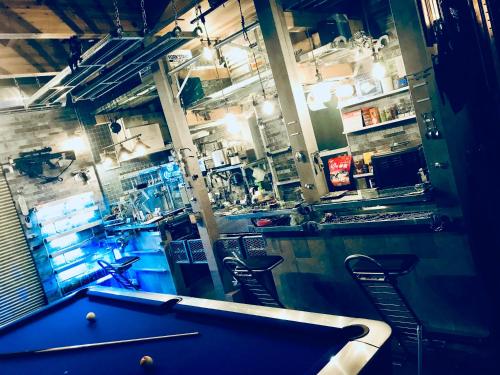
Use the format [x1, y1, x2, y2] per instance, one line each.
[0, 106, 103, 233]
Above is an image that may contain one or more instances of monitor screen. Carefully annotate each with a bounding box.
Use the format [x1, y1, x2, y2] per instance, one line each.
[372, 146, 426, 189]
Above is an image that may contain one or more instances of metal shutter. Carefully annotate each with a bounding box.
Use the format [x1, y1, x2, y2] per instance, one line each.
[0, 172, 45, 326]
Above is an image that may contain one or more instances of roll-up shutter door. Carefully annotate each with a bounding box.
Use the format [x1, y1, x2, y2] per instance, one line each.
[0, 172, 45, 326]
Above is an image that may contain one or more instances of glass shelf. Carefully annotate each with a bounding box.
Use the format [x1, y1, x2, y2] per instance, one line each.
[343, 115, 417, 135]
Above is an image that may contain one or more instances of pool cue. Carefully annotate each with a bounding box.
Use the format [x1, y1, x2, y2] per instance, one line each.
[0, 332, 199, 358]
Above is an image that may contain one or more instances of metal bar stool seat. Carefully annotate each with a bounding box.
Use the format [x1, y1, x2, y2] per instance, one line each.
[345, 254, 422, 374]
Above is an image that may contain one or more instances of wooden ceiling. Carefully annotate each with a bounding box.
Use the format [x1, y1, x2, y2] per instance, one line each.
[0, 0, 171, 76]
[0, 0, 335, 78]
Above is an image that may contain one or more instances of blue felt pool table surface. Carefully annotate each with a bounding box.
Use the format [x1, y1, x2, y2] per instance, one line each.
[0, 289, 352, 375]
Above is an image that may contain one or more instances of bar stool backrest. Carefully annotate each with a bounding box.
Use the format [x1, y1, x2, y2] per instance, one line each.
[345, 254, 422, 358]
[97, 260, 138, 290]
[241, 235, 267, 257]
[215, 237, 244, 259]
[223, 256, 283, 308]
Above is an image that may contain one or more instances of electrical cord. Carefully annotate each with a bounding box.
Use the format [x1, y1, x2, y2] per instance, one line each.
[38, 159, 75, 184]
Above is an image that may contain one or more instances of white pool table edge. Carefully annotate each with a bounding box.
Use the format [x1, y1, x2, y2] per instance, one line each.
[88, 286, 391, 375]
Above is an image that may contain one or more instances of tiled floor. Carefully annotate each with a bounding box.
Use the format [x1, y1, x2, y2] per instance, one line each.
[392, 338, 500, 374]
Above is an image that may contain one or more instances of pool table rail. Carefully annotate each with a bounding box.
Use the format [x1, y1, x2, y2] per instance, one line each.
[88, 286, 392, 374]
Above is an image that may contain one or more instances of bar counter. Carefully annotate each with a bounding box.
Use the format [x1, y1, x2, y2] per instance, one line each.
[215, 186, 491, 341]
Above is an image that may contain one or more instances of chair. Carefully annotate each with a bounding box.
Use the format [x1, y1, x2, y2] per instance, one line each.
[345, 254, 422, 375]
[97, 259, 139, 290]
[223, 256, 284, 308]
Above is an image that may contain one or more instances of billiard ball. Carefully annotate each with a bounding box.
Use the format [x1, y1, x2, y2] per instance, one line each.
[140, 355, 154, 367]
[86, 312, 96, 322]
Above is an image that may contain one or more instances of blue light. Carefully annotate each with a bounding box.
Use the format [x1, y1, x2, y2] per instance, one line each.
[48, 233, 79, 249]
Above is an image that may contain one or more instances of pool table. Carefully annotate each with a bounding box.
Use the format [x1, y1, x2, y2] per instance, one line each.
[0, 287, 391, 374]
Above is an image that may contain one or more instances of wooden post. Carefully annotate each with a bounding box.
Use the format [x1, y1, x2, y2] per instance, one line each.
[254, 0, 328, 203]
[152, 58, 224, 299]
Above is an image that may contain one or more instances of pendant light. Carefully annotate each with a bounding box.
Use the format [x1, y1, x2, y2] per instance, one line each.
[134, 137, 150, 157]
[306, 29, 332, 111]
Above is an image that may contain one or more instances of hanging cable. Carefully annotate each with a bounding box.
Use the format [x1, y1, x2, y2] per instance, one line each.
[113, 0, 123, 37]
[13, 78, 27, 109]
[193, 5, 203, 37]
[139, 0, 148, 35]
[237, 0, 266, 99]
[306, 28, 322, 82]
[172, 0, 181, 36]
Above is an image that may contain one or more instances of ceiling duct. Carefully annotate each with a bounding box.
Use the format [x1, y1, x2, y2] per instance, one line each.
[26, 34, 143, 107]
[72, 32, 195, 103]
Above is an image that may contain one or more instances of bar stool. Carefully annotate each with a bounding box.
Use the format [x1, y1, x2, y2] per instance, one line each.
[223, 255, 284, 308]
[345, 254, 422, 374]
[97, 257, 140, 290]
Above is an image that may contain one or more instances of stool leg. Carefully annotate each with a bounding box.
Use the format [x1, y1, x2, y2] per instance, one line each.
[417, 324, 423, 375]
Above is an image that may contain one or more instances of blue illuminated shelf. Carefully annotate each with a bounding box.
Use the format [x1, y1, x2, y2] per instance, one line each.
[49, 238, 94, 258]
[44, 220, 103, 243]
[38, 205, 99, 224]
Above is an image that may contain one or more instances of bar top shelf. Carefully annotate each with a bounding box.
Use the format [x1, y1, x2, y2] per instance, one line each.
[338, 86, 410, 110]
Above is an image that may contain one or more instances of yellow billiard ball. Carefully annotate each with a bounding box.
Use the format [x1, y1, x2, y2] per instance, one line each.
[140, 355, 154, 367]
[86, 312, 96, 322]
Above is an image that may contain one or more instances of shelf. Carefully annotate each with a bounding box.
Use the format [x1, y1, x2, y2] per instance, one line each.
[318, 147, 350, 158]
[187, 69, 273, 111]
[343, 115, 417, 135]
[45, 220, 103, 243]
[49, 238, 94, 258]
[133, 268, 169, 273]
[54, 249, 114, 275]
[252, 225, 303, 233]
[207, 164, 242, 173]
[267, 146, 292, 156]
[125, 250, 163, 255]
[339, 87, 410, 109]
[276, 178, 301, 186]
[38, 205, 99, 225]
[353, 173, 374, 179]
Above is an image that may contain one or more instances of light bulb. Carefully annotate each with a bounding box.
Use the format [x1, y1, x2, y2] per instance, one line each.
[261, 100, 275, 116]
[310, 82, 332, 105]
[226, 47, 247, 62]
[307, 92, 327, 111]
[224, 113, 241, 135]
[193, 26, 203, 37]
[102, 155, 113, 168]
[203, 46, 214, 60]
[118, 144, 132, 162]
[134, 138, 150, 157]
[336, 83, 355, 98]
[372, 61, 386, 80]
[62, 135, 87, 154]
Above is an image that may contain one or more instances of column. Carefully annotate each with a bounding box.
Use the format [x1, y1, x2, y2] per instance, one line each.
[153, 58, 224, 299]
[254, 0, 328, 203]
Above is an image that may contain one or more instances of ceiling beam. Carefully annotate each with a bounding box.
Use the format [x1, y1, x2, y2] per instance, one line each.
[8, 41, 47, 72]
[67, 0, 101, 34]
[0, 33, 106, 40]
[0, 66, 11, 75]
[92, 0, 116, 33]
[25, 40, 62, 69]
[0, 72, 57, 79]
[44, 0, 84, 34]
